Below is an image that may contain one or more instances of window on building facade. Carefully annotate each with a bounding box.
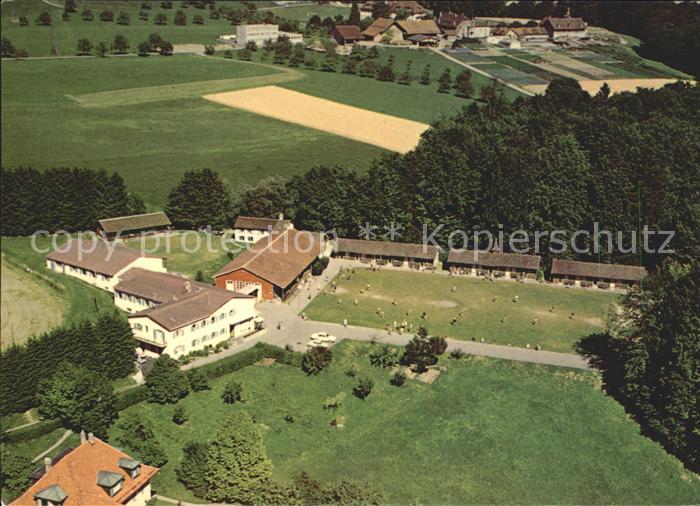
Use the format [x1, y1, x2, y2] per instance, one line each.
[192, 339, 200, 347]
[153, 329, 164, 342]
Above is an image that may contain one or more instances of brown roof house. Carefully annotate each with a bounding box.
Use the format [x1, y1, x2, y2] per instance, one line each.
[214, 229, 327, 300]
[362, 17, 403, 43]
[11, 432, 158, 506]
[45, 239, 166, 292]
[362, 1, 428, 20]
[120, 269, 258, 358]
[446, 249, 542, 279]
[551, 259, 646, 289]
[97, 212, 171, 240]
[542, 16, 588, 38]
[332, 25, 363, 45]
[233, 214, 293, 244]
[395, 19, 442, 45]
[334, 238, 439, 269]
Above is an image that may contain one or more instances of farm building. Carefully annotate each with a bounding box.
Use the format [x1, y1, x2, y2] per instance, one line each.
[542, 16, 588, 39]
[126, 274, 258, 358]
[333, 238, 439, 269]
[437, 12, 490, 40]
[235, 24, 303, 46]
[332, 25, 364, 45]
[437, 11, 469, 31]
[550, 259, 646, 289]
[446, 249, 541, 279]
[10, 433, 158, 506]
[97, 211, 171, 239]
[233, 214, 293, 243]
[214, 229, 326, 300]
[362, 1, 429, 21]
[45, 239, 166, 291]
[395, 19, 442, 44]
[362, 17, 403, 43]
[511, 26, 550, 41]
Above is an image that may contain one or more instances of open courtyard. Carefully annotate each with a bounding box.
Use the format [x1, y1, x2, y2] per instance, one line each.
[304, 268, 618, 353]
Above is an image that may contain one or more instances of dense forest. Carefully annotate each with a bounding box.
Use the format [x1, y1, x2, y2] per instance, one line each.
[423, 0, 700, 78]
[0, 315, 135, 413]
[0, 167, 144, 235]
[237, 79, 700, 271]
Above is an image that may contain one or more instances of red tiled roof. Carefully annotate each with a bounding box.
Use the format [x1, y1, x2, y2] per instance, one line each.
[11, 437, 158, 506]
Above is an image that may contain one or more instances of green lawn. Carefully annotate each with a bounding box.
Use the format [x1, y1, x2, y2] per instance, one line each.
[0, 236, 116, 329]
[275, 46, 523, 123]
[1, 54, 385, 207]
[304, 269, 617, 353]
[123, 231, 243, 282]
[111, 341, 700, 504]
[1, 0, 249, 58]
[263, 3, 351, 23]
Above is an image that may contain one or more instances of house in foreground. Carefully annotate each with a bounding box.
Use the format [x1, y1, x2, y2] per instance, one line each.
[119, 269, 258, 358]
[333, 238, 439, 269]
[214, 229, 326, 300]
[551, 259, 646, 289]
[11, 432, 158, 506]
[232, 215, 293, 244]
[446, 249, 541, 279]
[46, 239, 166, 291]
[97, 212, 171, 240]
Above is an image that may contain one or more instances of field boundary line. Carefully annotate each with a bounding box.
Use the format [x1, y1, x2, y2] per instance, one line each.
[431, 47, 535, 97]
[68, 66, 305, 108]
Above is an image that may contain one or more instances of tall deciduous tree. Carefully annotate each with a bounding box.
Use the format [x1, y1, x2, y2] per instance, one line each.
[204, 411, 273, 503]
[145, 355, 190, 404]
[116, 415, 168, 466]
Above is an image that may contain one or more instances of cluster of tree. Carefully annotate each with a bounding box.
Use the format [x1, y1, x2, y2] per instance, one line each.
[165, 168, 232, 229]
[577, 258, 700, 472]
[0, 315, 135, 413]
[175, 411, 384, 504]
[116, 414, 168, 466]
[234, 80, 700, 270]
[36, 11, 52, 25]
[301, 346, 332, 375]
[144, 354, 215, 405]
[401, 327, 447, 373]
[37, 363, 117, 437]
[0, 167, 143, 235]
[424, 1, 699, 78]
[0, 38, 27, 58]
[137, 32, 174, 55]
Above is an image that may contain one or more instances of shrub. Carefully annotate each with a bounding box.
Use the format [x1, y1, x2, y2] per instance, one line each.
[160, 40, 174, 55]
[449, 349, 465, 360]
[224, 49, 234, 59]
[390, 370, 407, 386]
[323, 392, 345, 411]
[311, 256, 329, 276]
[82, 9, 93, 21]
[369, 345, 399, 368]
[345, 363, 359, 377]
[116, 416, 167, 466]
[100, 10, 114, 22]
[301, 346, 332, 375]
[138, 41, 151, 56]
[352, 377, 374, 400]
[186, 369, 210, 392]
[37, 12, 52, 25]
[117, 12, 130, 25]
[172, 405, 189, 425]
[221, 380, 242, 404]
[204, 44, 215, 55]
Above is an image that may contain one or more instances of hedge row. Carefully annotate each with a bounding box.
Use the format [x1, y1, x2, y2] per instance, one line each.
[3, 419, 63, 444]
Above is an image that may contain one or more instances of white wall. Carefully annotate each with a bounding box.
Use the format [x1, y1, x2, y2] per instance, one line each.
[45, 257, 166, 292]
[125, 483, 152, 506]
[129, 297, 258, 358]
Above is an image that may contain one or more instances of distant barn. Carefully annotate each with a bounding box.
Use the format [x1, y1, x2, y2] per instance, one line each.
[97, 212, 171, 239]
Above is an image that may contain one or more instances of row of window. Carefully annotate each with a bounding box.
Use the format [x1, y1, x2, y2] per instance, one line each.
[65, 264, 107, 281]
[172, 329, 228, 354]
[116, 291, 156, 308]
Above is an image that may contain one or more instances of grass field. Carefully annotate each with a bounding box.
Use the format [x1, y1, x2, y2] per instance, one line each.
[262, 3, 350, 22]
[122, 231, 242, 282]
[0, 0, 249, 58]
[0, 257, 66, 349]
[111, 341, 700, 504]
[304, 269, 617, 353]
[0, 237, 116, 332]
[1, 54, 385, 207]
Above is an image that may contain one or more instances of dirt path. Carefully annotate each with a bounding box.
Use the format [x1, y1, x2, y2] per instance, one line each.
[203, 85, 429, 153]
[31, 430, 72, 463]
[430, 48, 535, 97]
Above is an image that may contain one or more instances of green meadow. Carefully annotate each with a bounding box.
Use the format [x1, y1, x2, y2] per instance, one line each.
[112, 341, 700, 504]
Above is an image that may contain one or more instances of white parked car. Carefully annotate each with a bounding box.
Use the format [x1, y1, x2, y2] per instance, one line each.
[310, 332, 337, 344]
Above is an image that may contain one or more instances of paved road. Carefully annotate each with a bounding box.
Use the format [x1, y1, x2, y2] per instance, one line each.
[184, 259, 589, 371]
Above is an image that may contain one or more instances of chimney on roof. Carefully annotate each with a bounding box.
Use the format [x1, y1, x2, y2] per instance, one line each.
[278, 212, 284, 221]
[80, 429, 86, 444]
[184, 281, 191, 293]
[44, 456, 52, 474]
[88, 432, 95, 445]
